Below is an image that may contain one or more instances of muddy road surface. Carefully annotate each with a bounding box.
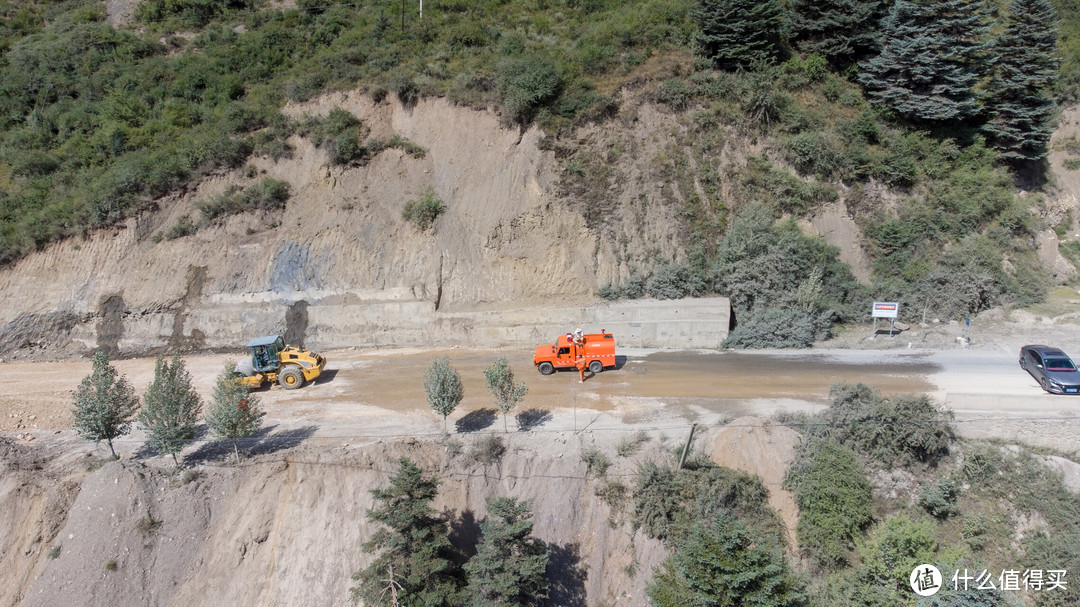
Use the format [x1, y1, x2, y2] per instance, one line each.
[2, 346, 1077, 450]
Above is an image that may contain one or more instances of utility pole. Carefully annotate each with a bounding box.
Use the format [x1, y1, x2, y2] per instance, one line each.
[676, 423, 697, 471]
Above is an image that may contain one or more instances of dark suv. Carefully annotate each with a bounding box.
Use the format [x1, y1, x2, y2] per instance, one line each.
[1019, 345, 1080, 394]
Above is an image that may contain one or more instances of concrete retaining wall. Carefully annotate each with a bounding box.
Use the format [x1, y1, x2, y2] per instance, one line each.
[60, 296, 731, 355]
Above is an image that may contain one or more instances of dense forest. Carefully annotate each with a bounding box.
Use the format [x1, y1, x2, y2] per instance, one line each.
[0, 0, 1077, 345]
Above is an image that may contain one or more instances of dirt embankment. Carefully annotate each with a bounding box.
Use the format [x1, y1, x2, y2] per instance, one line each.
[3, 431, 685, 607]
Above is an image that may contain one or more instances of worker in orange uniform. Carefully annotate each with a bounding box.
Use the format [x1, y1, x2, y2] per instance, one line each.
[576, 354, 586, 383]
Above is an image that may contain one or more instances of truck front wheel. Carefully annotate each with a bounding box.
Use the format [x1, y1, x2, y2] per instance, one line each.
[538, 362, 554, 375]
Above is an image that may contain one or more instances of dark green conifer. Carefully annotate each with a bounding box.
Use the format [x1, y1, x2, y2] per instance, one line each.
[788, 0, 883, 69]
[693, 0, 785, 70]
[859, 0, 990, 122]
[351, 458, 464, 606]
[983, 0, 1060, 162]
[647, 511, 807, 607]
[464, 497, 550, 607]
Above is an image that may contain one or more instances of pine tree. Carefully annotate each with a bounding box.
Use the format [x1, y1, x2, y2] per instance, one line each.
[204, 362, 264, 464]
[693, 0, 785, 70]
[787, 0, 882, 69]
[483, 358, 528, 433]
[647, 511, 808, 607]
[351, 458, 464, 606]
[859, 0, 990, 123]
[71, 350, 140, 459]
[464, 497, 550, 607]
[138, 354, 202, 466]
[424, 357, 463, 432]
[982, 0, 1060, 162]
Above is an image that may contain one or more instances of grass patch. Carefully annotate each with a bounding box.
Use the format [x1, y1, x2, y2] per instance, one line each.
[616, 430, 650, 457]
[581, 448, 611, 478]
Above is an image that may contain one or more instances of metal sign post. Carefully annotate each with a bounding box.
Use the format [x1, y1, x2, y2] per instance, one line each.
[871, 302, 899, 337]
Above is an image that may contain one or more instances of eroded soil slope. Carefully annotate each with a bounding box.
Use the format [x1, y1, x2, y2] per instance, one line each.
[6, 432, 681, 607]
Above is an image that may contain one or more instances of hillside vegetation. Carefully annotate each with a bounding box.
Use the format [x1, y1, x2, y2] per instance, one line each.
[0, 0, 1078, 345]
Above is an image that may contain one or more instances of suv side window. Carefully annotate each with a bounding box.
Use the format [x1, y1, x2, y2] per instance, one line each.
[1032, 352, 1043, 366]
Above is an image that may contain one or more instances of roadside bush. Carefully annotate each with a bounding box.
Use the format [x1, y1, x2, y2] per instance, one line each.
[646, 264, 708, 299]
[402, 189, 444, 230]
[811, 384, 955, 467]
[785, 438, 874, 569]
[722, 307, 820, 349]
[712, 205, 859, 324]
[633, 459, 782, 544]
[595, 477, 628, 510]
[648, 512, 807, 607]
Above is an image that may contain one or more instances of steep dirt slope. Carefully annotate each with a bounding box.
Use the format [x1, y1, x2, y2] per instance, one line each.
[10, 433, 681, 607]
[0, 438, 88, 607]
[0, 93, 692, 359]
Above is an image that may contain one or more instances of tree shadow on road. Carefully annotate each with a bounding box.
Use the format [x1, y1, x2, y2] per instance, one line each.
[456, 409, 497, 433]
[515, 408, 552, 432]
[249, 424, 318, 456]
[181, 424, 319, 464]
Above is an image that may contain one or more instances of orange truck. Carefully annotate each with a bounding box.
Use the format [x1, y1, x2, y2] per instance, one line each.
[533, 330, 616, 375]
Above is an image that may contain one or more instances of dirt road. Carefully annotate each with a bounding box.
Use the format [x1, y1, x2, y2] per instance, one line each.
[4, 345, 1076, 451]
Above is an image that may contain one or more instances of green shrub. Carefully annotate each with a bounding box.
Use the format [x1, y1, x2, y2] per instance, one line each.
[658, 78, 694, 111]
[856, 513, 937, 594]
[48, 545, 61, 559]
[634, 459, 782, 544]
[919, 478, 960, 519]
[402, 189, 444, 230]
[722, 307, 821, 349]
[811, 384, 955, 467]
[197, 178, 291, 222]
[497, 55, 561, 123]
[785, 438, 874, 569]
[785, 131, 841, 179]
[646, 264, 708, 299]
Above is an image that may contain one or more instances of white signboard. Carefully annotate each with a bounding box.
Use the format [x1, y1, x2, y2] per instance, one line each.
[872, 302, 899, 318]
